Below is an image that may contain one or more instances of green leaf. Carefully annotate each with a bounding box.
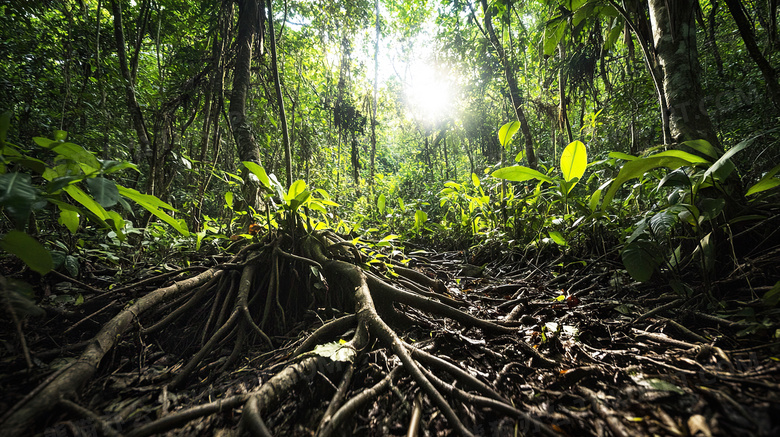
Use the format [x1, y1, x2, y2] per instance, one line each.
[746, 163, 780, 196]
[762, 281, 780, 307]
[242, 161, 271, 190]
[64, 255, 79, 277]
[224, 191, 234, 209]
[498, 121, 520, 149]
[0, 172, 37, 228]
[492, 166, 553, 184]
[621, 240, 659, 282]
[602, 155, 706, 206]
[548, 231, 567, 246]
[101, 160, 140, 175]
[543, 20, 565, 57]
[377, 193, 386, 214]
[560, 140, 587, 182]
[63, 185, 110, 226]
[51, 142, 101, 173]
[117, 185, 189, 236]
[85, 177, 119, 208]
[649, 210, 677, 237]
[0, 230, 53, 275]
[59, 209, 80, 233]
[471, 172, 480, 187]
[608, 151, 638, 161]
[703, 136, 755, 182]
[680, 139, 720, 160]
[414, 209, 428, 231]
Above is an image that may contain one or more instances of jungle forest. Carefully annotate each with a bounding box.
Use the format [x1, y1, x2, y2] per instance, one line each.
[1, 0, 780, 435]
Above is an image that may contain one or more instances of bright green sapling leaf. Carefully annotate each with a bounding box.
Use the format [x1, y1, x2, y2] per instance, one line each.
[745, 163, 780, 197]
[242, 161, 272, 190]
[498, 121, 520, 149]
[492, 166, 553, 183]
[560, 140, 587, 183]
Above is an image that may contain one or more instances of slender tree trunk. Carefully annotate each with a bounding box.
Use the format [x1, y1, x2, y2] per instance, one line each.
[648, 0, 720, 148]
[608, 0, 671, 143]
[476, 0, 537, 169]
[707, 0, 725, 77]
[229, 0, 263, 209]
[723, 0, 780, 110]
[110, 0, 151, 161]
[267, 0, 293, 187]
[370, 0, 379, 182]
[558, 45, 573, 143]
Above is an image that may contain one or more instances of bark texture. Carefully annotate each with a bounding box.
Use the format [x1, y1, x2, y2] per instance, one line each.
[648, 0, 720, 148]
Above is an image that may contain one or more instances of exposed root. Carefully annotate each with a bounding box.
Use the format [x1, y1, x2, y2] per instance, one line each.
[2, 231, 558, 436]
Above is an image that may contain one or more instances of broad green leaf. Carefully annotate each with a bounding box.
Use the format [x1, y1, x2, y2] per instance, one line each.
[471, 172, 480, 187]
[117, 185, 189, 236]
[0, 230, 53, 275]
[649, 210, 677, 237]
[492, 166, 553, 184]
[414, 209, 428, 231]
[542, 20, 565, 57]
[242, 161, 271, 189]
[287, 179, 307, 201]
[602, 155, 706, 206]
[681, 139, 720, 160]
[651, 150, 710, 164]
[85, 177, 119, 208]
[608, 151, 638, 161]
[224, 191, 234, 209]
[622, 240, 659, 282]
[51, 142, 101, 173]
[377, 193, 386, 214]
[498, 121, 521, 148]
[101, 160, 140, 175]
[560, 140, 587, 182]
[746, 163, 780, 196]
[33, 137, 56, 149]
[548, 231, 567, 246]
[59, 209, 80, 233]
[0, 172, 37, 228]
[64, 185, 110, 224]
[703, 136, 755, 181]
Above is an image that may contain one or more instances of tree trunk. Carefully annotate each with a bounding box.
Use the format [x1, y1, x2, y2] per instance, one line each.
[110, 0, 151, 160]
[723, 0, 780, 110]
[267, 0, 293, 187]
[647, 0, 720, 148]
[477, 0, 537, 170]
[370, 0, 379, 183]
[229, 0, 263, 210]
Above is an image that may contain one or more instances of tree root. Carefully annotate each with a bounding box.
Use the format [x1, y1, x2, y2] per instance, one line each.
[2, 232, 556, 436]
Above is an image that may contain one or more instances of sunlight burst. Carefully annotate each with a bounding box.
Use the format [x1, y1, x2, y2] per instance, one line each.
[405, 62, 454, 122]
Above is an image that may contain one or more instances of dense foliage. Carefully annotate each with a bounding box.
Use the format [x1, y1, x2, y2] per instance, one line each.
[2, 0, 779, 327]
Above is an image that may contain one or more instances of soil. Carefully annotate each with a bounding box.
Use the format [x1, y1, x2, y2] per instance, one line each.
[1, 243, 779, 436]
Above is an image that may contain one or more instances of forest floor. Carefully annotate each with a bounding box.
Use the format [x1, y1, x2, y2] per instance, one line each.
[1, 242, 779, 437]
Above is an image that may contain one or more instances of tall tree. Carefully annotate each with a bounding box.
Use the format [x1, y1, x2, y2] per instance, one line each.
[267, 0, 293, 187]
[647, 0, 720, 148]
[474, 0, 538, 169]
[228, 0, 264, 209]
